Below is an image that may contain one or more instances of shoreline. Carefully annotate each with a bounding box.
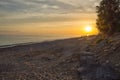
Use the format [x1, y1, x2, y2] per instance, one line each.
[0, 36, 83, 49]
[0, 35, 82, 48]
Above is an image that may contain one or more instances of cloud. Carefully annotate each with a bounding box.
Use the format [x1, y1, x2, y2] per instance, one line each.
[0, 0, 100, 14]
[0, 13, 96, 27]
[0, 0, 100, 26]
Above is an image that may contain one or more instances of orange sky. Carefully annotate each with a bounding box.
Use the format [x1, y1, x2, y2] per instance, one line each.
[0, 13, 99, 36]
[0, 0, 100, 36]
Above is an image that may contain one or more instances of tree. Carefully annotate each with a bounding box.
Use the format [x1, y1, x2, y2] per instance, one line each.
[96, 0, 120, 35]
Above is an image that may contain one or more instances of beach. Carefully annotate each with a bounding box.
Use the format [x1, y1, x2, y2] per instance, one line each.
[0, 34, 120, 80]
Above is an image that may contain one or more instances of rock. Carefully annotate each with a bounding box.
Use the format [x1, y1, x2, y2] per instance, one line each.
[105, 60, 110, 64]
[78, 51, 120, 80]
[78, 64, 120, 80]
[77, 67, 86, 72]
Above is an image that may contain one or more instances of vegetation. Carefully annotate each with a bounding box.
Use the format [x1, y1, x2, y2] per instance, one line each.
[96, 0, 120, 35]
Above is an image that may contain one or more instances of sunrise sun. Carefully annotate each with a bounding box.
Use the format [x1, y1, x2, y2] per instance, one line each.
[85, 25, 92, 32]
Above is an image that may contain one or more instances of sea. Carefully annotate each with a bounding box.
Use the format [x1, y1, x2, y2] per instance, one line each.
[0, 35, 78, 47]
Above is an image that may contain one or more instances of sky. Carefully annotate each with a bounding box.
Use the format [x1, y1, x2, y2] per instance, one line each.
[0, 0, 101, 36]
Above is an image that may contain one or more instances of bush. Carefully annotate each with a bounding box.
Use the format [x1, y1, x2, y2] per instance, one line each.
[96, 0, 120, 35]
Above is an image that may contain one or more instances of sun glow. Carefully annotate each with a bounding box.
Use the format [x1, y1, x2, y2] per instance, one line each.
[83, 25, 98, 36]
[85, 25, 92, 32]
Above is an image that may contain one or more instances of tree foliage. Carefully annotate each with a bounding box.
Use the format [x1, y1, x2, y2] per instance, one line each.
[96, 0, 120, 35]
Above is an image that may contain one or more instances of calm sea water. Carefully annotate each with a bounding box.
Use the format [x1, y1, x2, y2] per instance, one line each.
[0, 35, 75, 46]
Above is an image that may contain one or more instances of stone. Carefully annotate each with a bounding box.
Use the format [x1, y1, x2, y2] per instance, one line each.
[78, 52, 120, 80]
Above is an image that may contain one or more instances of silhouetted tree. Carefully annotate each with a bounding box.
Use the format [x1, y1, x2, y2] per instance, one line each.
[96, 0, 120, 35]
